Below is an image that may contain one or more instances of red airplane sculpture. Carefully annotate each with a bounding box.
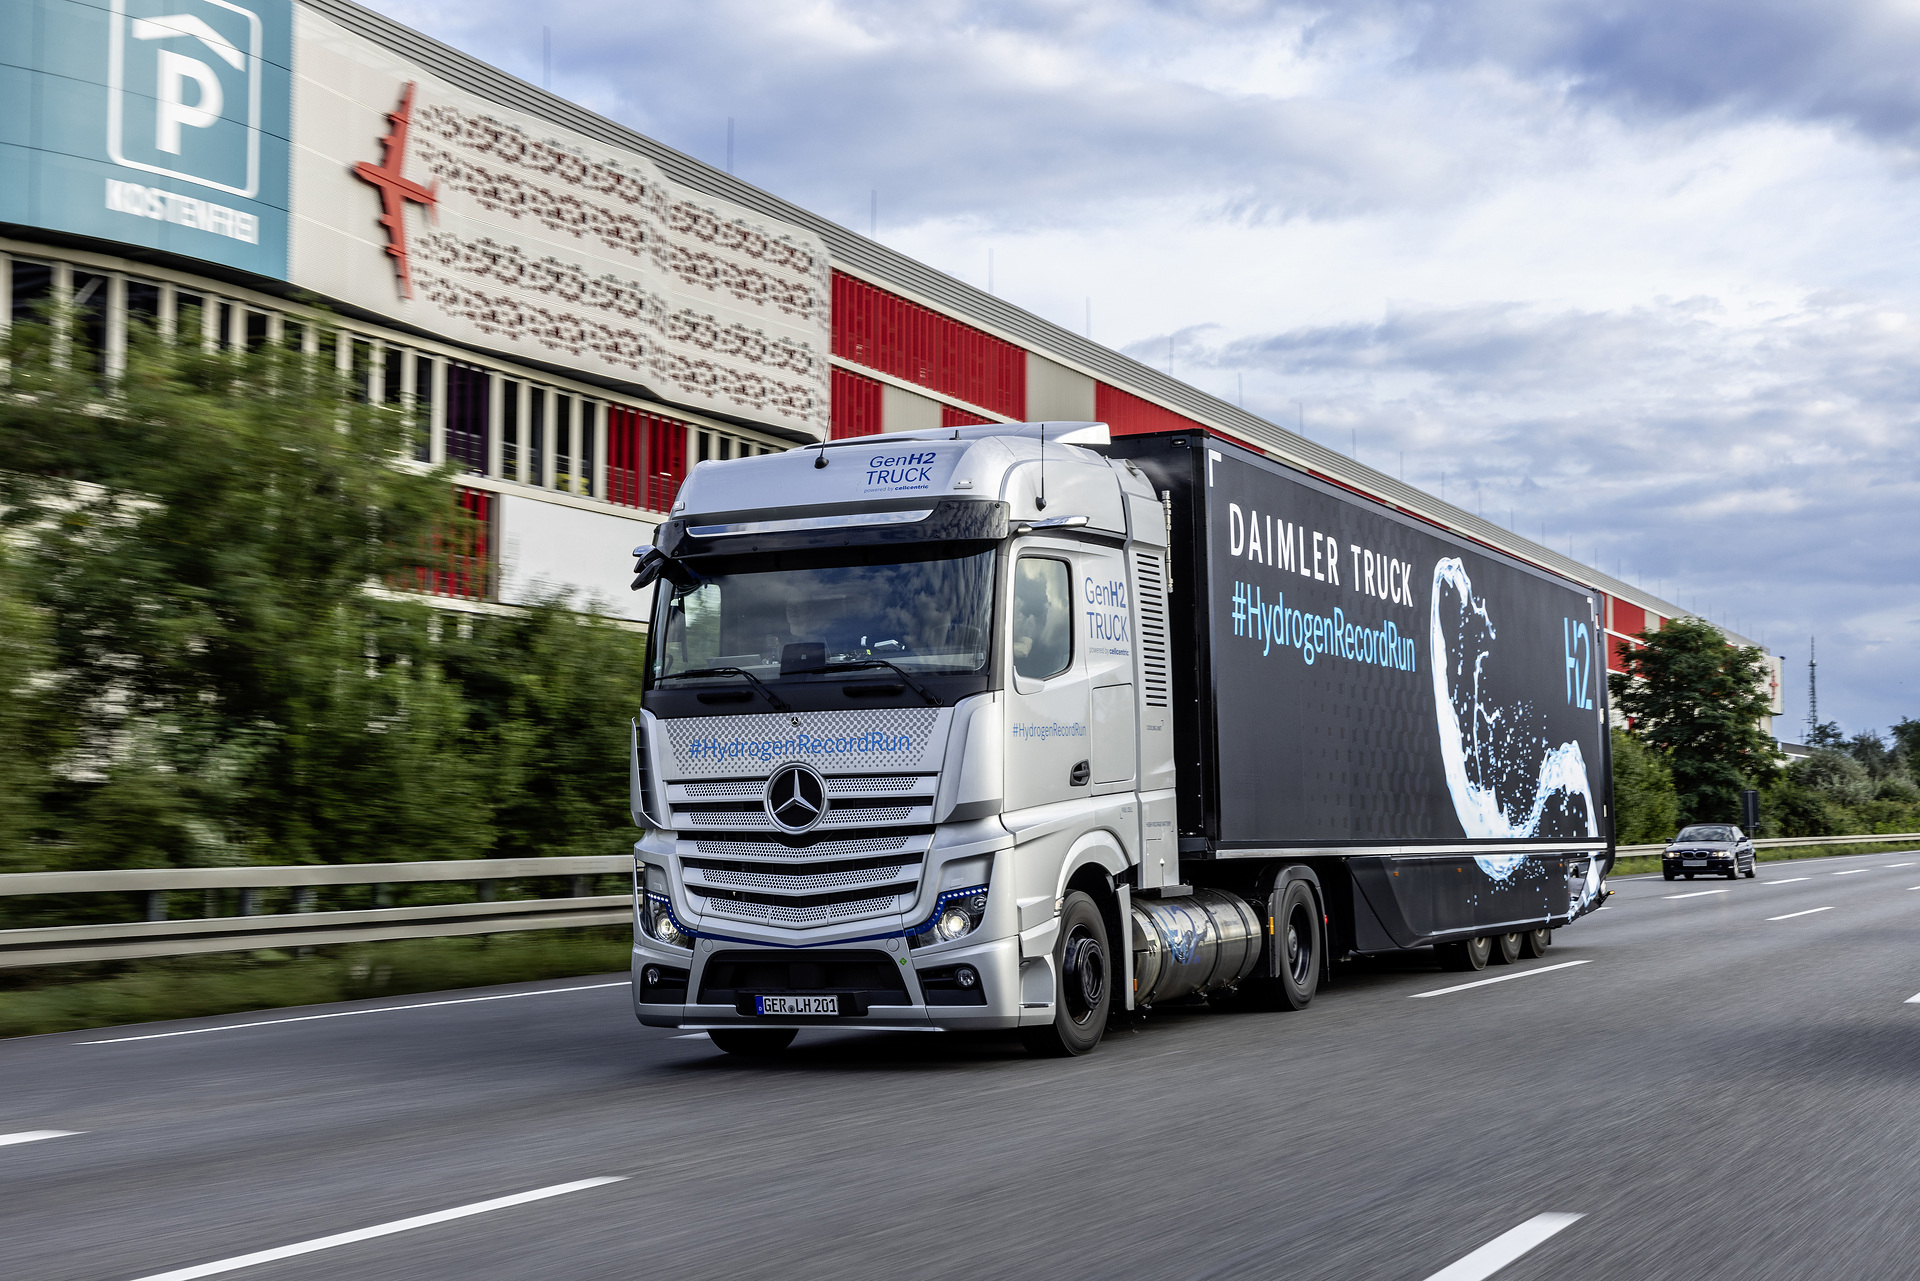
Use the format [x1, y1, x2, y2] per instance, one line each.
[352, 82, 438, 298]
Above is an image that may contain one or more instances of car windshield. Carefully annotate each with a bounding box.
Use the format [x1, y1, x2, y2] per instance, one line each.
[651, 546, 995, 679]
[1676, 825, 1738, 842]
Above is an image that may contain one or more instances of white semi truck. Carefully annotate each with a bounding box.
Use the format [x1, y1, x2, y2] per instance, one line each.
[628, 422, 1614, 1056]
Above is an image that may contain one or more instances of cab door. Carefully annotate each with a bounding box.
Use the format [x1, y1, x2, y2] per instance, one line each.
[1004, 543, 1091, 813]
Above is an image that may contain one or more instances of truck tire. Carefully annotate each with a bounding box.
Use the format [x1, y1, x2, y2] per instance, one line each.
[1436, 935, 1492, 971]
[1521, 927, 1552, 958]
[709, 1029, 797, 1057]
[1490, 932, 1522, 965]
[1270, 878, 1322, 1009]
[1021, 891, 1110, 1057]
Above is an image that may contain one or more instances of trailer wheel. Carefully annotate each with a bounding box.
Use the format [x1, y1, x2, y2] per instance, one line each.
[1490, 932, 1522, 965]
[1521, 927, 1552, 958]
[1436, 936, 1492, 971]
[709, 1029, 797, 1057]
[1021, 891, 1110, 1057]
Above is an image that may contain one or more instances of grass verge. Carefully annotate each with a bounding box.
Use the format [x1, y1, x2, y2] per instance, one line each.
[0, 928, 630, 1039]
[1610, 840, 1920, 878]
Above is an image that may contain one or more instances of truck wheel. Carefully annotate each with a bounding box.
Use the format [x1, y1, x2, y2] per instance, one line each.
[1270, 878, 1322, 1010]
[1490, 932, 1522, 965]
[1436, 936, 1492, 971]
[1021, 891, 1110, 1057]
[1521, 927, 1552, 958]
[709, 1029, 797, 1057]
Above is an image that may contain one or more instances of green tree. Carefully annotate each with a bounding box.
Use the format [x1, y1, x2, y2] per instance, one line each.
[1609, 728, 1680, 843]
[1608, 617, 1777, 825]
[0, 543, 63, 869]
[0, 311, 486, 871]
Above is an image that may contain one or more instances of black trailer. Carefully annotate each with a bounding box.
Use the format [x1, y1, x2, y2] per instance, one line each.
[1109, 431, 1615, 966]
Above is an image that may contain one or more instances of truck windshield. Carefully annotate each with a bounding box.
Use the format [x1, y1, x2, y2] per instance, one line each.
[652, 546, 995, 680]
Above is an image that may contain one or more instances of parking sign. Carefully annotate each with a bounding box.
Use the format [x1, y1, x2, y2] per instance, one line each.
[108, 0, 264, 198]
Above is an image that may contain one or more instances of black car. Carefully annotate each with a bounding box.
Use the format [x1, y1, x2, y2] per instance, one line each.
[1662, 824, 1756, 880]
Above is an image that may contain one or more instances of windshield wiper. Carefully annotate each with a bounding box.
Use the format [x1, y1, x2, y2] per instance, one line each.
[657, 666, 790, 712]
[820, 659, 943, 707]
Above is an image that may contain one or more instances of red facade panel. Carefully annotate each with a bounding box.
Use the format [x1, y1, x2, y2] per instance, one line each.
[831, 366, 883, 439]
[941, 405, 993, 429]
[1095, 381, 1205, 437]
[409, 486, 492, 600]
[607, 405, 689, 512]
[831, 272, 1026, 419]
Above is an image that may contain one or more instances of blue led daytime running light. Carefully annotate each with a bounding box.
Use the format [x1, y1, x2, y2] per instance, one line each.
[643, 885, 990, 950]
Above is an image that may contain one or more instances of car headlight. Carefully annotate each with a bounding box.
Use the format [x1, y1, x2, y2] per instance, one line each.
[908, 885, 989, 950]
[640, 893, 694, 950]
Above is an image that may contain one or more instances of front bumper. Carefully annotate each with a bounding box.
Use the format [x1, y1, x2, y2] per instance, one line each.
[1665, 853, 1738, 870]
[633, 932, 1030, 1032]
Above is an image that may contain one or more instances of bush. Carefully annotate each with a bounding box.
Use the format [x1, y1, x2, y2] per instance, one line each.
[1611, 729, 1680, 843]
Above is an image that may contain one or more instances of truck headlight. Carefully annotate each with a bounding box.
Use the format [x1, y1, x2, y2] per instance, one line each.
[909, 886, 989, 950]
[641, 893, 693, 950]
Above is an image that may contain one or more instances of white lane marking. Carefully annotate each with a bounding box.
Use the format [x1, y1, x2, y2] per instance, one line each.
[81, 983, 629, 1044]
[1761, 877, 1810, 885]
[1767, 906, 1835, 921]
[1662, 889, 1730, 899]
[0, 1130, 82, 1147]
[1410, 960, 1592, 999]
[1832, 869, 1867, 876]
[1907, 992, 1920, 1005]
[1887, 863, 1914, 869]
[127, 1177, 625, 1281]
[670, 1033, 710, 1040]
[1420, 1212, 1586, 1281]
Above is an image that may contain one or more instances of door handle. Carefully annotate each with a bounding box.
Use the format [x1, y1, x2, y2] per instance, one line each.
[1069, 760, 1090, 786]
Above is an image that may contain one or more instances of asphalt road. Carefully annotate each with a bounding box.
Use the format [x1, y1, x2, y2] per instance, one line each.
[3, 847, 1917, 1281]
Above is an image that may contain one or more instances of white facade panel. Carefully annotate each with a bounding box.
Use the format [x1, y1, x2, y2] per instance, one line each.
[290, 6, 831, 440]
[497, 494, 657, 622]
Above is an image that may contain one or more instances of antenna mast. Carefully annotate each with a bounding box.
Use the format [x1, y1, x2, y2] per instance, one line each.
[1806, 636, 1817, 742]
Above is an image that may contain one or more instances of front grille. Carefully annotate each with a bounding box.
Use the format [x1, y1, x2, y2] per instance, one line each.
[702, 890, 909, 927]
[684, 850, 923, 894]
[668, 773, 935, 930]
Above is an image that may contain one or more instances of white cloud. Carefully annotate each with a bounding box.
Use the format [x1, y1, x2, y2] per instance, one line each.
[366, 0, 1920, 736]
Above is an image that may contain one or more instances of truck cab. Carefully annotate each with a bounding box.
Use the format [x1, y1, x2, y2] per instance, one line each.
[629, 422, 1174, 1055]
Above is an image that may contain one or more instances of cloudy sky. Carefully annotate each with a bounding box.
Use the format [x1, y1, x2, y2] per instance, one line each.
[369, 0, 1919, 740]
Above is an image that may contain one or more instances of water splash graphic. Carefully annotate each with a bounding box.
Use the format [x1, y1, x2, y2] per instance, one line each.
[1429, 558, 1597, 880]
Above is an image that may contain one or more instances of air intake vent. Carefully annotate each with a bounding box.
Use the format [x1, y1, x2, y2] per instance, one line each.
[632, 718, 663, 827]
[1134, 548, 1170, 707]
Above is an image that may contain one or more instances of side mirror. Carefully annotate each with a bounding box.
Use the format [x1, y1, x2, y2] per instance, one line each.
[630, 547, 666, 591]
[631, 547, 694, 591]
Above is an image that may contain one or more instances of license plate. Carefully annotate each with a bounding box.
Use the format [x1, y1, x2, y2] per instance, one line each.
[1683, 860, 1706, 867]
[755, 994, 838, 1016]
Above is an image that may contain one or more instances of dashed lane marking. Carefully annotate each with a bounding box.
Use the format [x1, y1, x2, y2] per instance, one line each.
[1767, 906, 1835, 921]
[1409, 960, 1592, 999]
[1420, 1212, 1586, 1281]
[0, 1130, 82, 1147]
[127, 1177, 626, 1281]
[80, 983, 630, 1044]
[1887, 863, 1914, 868]
[1907, 991, 1920, 1005]
[671, 1033, 710, 1040]
[1662, 889, 1730, 899]
[1832, 869, 1868, 876]
[1761, 877, 1810, 884]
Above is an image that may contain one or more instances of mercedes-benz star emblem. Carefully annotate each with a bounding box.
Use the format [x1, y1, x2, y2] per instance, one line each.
[765, 763, 828, 833]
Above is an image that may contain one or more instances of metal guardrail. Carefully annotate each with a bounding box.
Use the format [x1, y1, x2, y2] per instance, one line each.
[0, 856, 633, 969]
[1613, 833, 1920, 858]
[4, 833, 1915, 969]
